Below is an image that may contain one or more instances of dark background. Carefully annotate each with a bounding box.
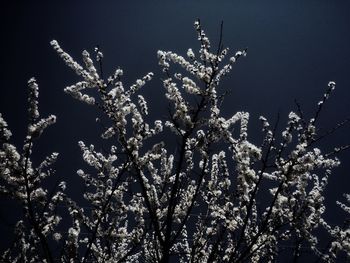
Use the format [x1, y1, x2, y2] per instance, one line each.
[1, 0, 350, 257]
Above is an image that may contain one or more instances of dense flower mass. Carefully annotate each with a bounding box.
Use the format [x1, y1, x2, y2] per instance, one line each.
[0, 20, 349, 262]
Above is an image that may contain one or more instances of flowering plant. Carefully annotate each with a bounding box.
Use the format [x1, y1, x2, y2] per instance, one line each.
[0, 20, 349, 262]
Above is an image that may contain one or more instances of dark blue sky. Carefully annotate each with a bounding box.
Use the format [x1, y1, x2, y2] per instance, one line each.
[1, 0, 350, 254]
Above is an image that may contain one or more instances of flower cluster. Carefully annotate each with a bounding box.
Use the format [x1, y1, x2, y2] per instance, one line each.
[0, 80, 65, 262]
[321, 194, 350, 260]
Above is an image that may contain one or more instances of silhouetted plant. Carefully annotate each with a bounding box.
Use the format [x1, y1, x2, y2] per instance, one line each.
[1, 20, 349, 263]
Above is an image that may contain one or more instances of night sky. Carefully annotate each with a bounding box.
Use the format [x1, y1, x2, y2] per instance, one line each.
[1, 0, 350, 256]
